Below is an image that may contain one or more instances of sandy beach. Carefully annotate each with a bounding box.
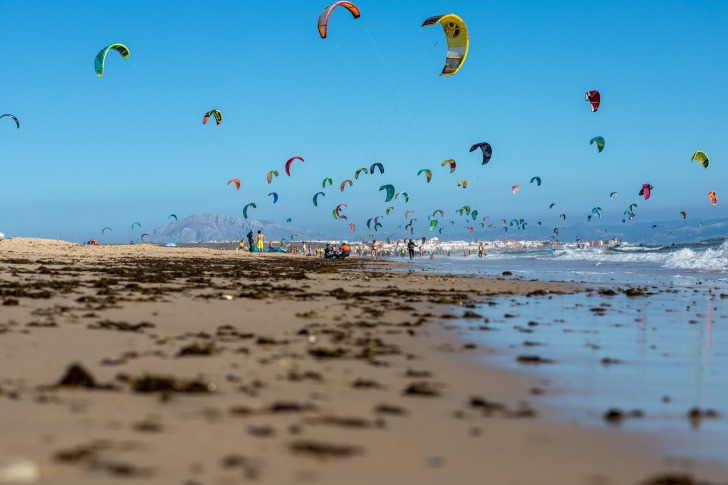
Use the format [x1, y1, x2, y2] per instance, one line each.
[0, 238, 725, 485]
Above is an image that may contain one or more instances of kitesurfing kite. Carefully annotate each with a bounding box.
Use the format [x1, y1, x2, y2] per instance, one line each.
[355, 167, 368, 179]
[585, 90, 600, 112]
[639, 183, 653, 200]
[530, 176, 541, 186]
[203, 110, 223, 125]
[95, 43, 130, 77]
[512, 185, 520, 195]
[418, 168, 432, 182]
[131, 222, 141, 230]
[168, 214, 177, 221]
[680, 211, 687, 219]
[691, 151, 710, 169]
[322, 176, 333, 188]
[313, 192, 325, 206]
[370, 162, 384, 174]
[590, 136, 605, 153]
[469, 142, 492, 165]
[267, 170, 278, 184]
[0, 114, 19, 129]
[458, 179, 468, 188]
[102, 227, 112, 235]
[243, 203, 256, 219]
[379, 184, 395, 202]
[340, 179, 353, 192]
[610, 192, 617, 199]
[395, 191, 409, 203]
[285, 156, 304, 176]
[335, 204, 347, 219]
[228, 178, 241, 190]
[318, 1, 361, 38]
[268, 192, 278, 203]
[708, 191, 717, 205]
[421, 14, 469, 76]
[442, 159, 456, 173]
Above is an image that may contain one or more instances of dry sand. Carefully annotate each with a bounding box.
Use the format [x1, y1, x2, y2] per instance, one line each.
[0, 238, 725, 485]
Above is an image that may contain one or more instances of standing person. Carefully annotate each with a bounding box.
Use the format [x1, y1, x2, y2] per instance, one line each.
[246, 229, 254, 252]
[256, 230, 265, 255]
[407, 239, 417, 260]
[478, 242, 485, 258]
[371, 239, 377, 259]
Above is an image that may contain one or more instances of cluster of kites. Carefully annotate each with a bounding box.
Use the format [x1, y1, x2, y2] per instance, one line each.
[3, 1, 718, 243]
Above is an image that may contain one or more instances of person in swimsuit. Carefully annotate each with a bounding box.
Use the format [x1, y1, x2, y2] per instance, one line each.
[256, 230, 265, 254]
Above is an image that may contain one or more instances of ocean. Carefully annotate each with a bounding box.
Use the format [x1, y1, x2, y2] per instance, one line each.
[384, 239, 728, 462]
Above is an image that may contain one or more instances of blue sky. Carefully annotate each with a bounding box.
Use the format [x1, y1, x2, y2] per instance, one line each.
[1, 1, 726, 242]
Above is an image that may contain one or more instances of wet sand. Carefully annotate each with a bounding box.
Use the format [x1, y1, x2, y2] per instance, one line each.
[0, 238, 725, 484]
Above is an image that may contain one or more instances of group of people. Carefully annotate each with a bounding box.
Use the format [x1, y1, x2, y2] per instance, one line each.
[238, 229, 265, 253]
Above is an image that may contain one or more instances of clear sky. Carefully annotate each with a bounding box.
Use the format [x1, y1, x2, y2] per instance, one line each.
[1, 1, 726, 242]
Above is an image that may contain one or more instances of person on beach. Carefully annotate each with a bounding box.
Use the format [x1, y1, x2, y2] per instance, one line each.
[407, 239, 416, 260]
[256, 230, 264, 254]
[478, 242, 485, 258]
[247, 230, 254, 252]
[371, 240, 377, 259]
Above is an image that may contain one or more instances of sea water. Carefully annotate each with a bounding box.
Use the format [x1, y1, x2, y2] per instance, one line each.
[384, 239, 728, 462]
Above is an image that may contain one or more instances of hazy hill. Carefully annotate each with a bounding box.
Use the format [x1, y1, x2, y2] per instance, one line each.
[146, 214, 330, 243]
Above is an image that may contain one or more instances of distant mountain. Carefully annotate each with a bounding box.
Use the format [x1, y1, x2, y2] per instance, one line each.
[146, 214, 331, 243]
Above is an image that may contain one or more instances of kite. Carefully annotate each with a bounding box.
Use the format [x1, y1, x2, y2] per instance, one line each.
[313, 191, 325, 206]
[355, 167, 368, 179]
[512, 185, 520, 195]
[638, 183, 653, 200]
[549, 203, 556, 209]
[691, 151, 710, 169]
[418, 168, 432, 182]
[285, 156, 304, 176]
[370, 162, 384, 174]
[680, 211, 687, 219]
[559, 213, 566, 220]
[243, 203, 256, 219]
[140, 233, 149, 242]
[322, 176, 333, 188]
[349, 223, 356, 232]
[442, 159, 456, 173]
[228, 178, 241, 190]
[530, 176, 541, 186]
[94, 43, 130, 77]
[610, 192, 617, 199]
[469, 142, 492, 165]
[131, 222, 141, 230]
[266, 170, 279, 184]
[458, 179, 468, 188]
[0, 114, 19, 129]
[405, 210, 414, 219]
[340, 179, 353, 191]
[432, 209, 444, 218]
[394, 191, 409, 203]
[168, 214, 177, 221]
[385, 206, 394, 215]
[379, 184, 395, 202]
[268, 192, 278, 203]
[335, 203, 347, 219]
[318, 1, 361, 39]
[471, 210, 478, 221]
[203, 110, 223, 125]
[592, 207, 602, 219]
[590, 136, 605, 152]
[102, 227, 112, 235]
[708, 191, 717, 205]
[585, 90, 600, 112]
[421, 14, 469, 76]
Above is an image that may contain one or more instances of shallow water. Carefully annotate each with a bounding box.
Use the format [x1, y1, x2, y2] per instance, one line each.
[383, 243, 728, 462]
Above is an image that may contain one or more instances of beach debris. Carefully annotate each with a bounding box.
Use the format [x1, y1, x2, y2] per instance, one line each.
[87, 320, 154, 332]
[289, 440, 361, 459]
[687, 407, 720, 427]
[374, 404, 407, 416]
[176, 343, 218, 357]
[57, 363, 97, 389]
[403, 381, 440, 397]
[0, 456, 40, 483]
[128, 375, 216, 394]
[516, 355, 555, 365]
[308, 347, 348, 359]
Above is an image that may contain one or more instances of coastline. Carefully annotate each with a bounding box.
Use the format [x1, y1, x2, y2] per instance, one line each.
[0, 238, 725, 484]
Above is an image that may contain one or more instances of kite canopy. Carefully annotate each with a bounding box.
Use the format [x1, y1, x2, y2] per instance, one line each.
[708, 191, 717, 205]
[422, 14, 469, 76]
[95, 43, 130, 77]
[268, 192, 278, 203]
[418, 168, 432, 183]
[457, 179, 468, 188]
[469, 142, 492, 164]
[530, 176, 541, 186]
[442, 159, 456, 173]
[512, 185, 520, 195]
[639, 183, 654, 200]
[379, 184, 395, 202]
[243, 202, 256, 219]
[313, 191, 325, 206]
[354, 167, 368, 179]
[318, 1, 361, 38]
[590, 136, 605, 152]
[340, 179, 353, 192]
[0, 114, 19, 129]
[585, 90, 600, 112]
[203, 110, 223, 125]
[680, 211, 687, 219]
[228, 178, 241, 190]
[285, 156, 304, 176]
[370, 162, 384, 174]
[168, 214, 177, 221]
[691, 151, 710, 169]
[266, 170, 279, 184]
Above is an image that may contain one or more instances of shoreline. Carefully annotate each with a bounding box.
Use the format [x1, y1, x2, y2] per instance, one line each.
[0, 238, 725, 484]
